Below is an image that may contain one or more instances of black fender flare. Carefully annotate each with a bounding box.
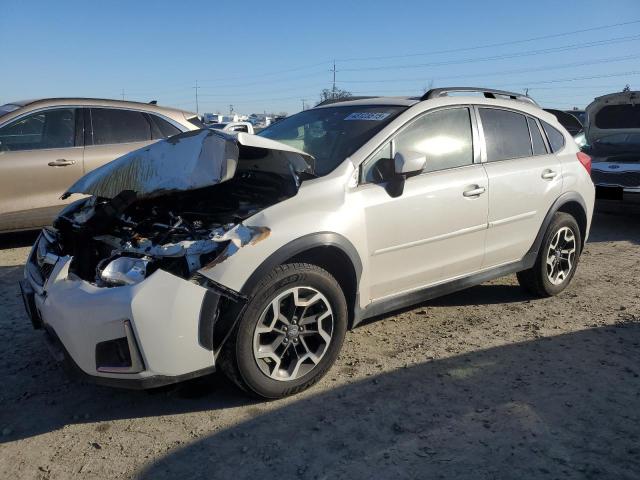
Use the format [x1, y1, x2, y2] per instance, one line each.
[240, 231, 363, 296]
[526, 191, 588, 260]
[199, 232, 362, 354]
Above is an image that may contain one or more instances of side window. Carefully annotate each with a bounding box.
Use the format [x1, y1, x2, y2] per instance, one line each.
[90, 108, 152, 145]
[541, 121, 566, 153]
[480, 108, 532, 162]
[527, 117, 548, 156]
[149, 114, 181, 139]
[395, 107, 474, 174]
[0, 108, 76, 152]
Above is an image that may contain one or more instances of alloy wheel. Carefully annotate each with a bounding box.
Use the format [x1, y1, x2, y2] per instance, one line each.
[546, 226, 576, 285]
[252, 286, 334, 381]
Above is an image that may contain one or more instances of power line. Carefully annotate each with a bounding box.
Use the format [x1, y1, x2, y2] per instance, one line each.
[496, 70, 640, 87]
[336, 19, 640, 63]
[340, 34, 640, 72]
[338, 54, 640, 85]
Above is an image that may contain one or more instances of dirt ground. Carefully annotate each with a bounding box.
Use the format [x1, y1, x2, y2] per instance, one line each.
[0, 203, 639, 479]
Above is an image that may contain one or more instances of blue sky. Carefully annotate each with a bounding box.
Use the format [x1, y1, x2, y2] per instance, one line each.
[1, 0, 639, 115]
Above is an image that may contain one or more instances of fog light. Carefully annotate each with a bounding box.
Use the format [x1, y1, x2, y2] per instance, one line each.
[96, 320, 145, 373]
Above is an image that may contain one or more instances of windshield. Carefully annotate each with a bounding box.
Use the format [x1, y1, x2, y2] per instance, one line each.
[209, 123, 226, 129]
[258, 105, 406, 176]
[0, 104, 21, 119]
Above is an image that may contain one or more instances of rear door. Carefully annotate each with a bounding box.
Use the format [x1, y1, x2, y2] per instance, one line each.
[83, 107, 158, 175]
[0, 107, 84, 230]
[479, 107, 562, 267]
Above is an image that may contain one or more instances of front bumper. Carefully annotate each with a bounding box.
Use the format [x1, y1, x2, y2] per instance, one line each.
[20, 233, 243, 389]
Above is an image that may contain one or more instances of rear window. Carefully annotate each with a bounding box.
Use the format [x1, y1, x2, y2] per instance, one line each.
[595, 104, 640, 129]
[541, 121, 566, 153]
[90, 108, 151, 145]
[479, 108, 532, 162]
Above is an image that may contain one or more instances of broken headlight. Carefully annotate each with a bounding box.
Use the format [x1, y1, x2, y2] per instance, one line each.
[99, 256, 150, 286]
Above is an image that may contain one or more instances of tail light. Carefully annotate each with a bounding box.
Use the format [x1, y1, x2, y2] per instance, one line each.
[576, 152, 591, 176]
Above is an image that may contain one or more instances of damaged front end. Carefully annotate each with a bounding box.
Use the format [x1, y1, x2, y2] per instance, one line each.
[53, 129, 312, 289]
[19, 130, 315, 384]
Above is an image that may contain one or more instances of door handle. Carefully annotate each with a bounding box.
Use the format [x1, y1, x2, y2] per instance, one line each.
[47, 159, 76, 167]
[541, 169, 558, 180]
[463, 185, 486, 197]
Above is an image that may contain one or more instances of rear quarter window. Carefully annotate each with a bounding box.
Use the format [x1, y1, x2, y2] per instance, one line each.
[541, 121, 566, 153]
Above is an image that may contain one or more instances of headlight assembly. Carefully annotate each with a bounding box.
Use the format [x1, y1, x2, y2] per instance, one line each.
[99, 256, 150, 286]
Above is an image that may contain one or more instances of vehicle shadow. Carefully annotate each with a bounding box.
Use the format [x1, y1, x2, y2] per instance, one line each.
[137, 322, 640, 479]
[589, 203, 640, 245]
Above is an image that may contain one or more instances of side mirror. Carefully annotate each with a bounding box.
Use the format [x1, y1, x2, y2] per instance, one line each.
[394, 150, 426, 176]
[385, 151, 426, 198]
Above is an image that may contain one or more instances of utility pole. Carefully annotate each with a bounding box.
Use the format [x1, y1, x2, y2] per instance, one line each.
[301, 99, 306, 111]
[194, 80, 199, 114]
[330, 60, 337, 98]
[121, 88, 125, 100]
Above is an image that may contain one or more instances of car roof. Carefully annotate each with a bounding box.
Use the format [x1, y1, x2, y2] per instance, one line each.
[5, 97, 197, 117]
[314, 96, 421, 108]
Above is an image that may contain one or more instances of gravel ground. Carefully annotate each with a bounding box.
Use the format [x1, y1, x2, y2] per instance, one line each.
[0, 204, 639, 479]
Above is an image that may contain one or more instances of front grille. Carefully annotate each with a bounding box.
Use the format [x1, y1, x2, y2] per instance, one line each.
[591, 169, 640, 188]
[38, 262, 55, 280]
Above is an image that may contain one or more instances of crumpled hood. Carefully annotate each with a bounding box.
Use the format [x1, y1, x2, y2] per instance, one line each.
[62, 129, 313, 200]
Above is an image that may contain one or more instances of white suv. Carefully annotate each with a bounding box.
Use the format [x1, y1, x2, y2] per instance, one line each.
[21, 88, 595, 398]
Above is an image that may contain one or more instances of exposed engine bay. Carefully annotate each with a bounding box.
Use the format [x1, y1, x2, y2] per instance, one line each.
[53, 169, 293, 286]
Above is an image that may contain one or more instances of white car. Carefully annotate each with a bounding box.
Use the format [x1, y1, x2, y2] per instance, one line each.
[208, 121, 254, 134]
[21, 87, 595, 398]
[583, 90, 640, 199]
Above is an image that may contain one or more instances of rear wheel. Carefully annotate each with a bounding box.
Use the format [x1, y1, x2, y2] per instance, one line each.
[517, 212, 582, 297]
[219, 263, 347, 398]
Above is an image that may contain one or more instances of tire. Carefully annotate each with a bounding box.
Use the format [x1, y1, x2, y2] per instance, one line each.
[219, 263, 347, 399]
[517, 212, 582, 297]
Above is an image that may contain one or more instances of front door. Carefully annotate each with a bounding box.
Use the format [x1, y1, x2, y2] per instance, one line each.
[0, 108, 84, 230]
[357, 106, 489, 301]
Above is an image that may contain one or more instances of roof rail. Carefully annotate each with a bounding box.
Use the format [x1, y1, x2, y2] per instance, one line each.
[421, 87, 538, 106]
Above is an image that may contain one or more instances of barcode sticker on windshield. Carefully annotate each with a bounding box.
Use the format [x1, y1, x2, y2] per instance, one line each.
[344, 112, 391, 121]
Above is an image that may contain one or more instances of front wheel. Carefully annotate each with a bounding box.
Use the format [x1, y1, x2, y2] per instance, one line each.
[517, 212, 582, 297]
[219, 263, 347, 398]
